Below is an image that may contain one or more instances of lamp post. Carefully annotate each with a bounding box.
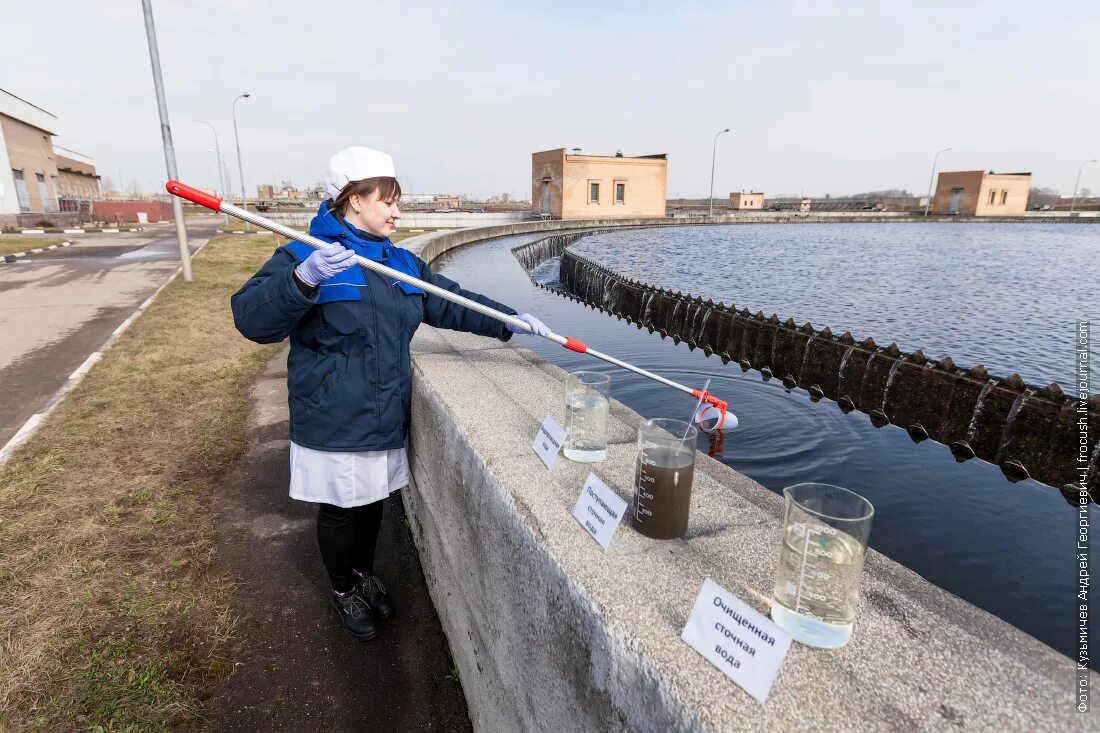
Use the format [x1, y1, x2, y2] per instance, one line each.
[141, 0, 190, 281]
[194, 120, 226, 194]
[708, 128, 730, 218]
[924, 147, 952, 216]
[233, 93, 250, 200]
[1071, 158, 1097, 213]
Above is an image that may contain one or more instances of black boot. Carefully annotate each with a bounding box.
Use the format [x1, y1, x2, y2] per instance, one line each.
[353, 570, 395, 621]
[329, 587, 380, 640]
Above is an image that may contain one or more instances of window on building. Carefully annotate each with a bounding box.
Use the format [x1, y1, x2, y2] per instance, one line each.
[589, 182, 600, 203]
[989, 189, 997, 205]
[615, 182, 625, 203]
[1001, 190, 1008, 205]
[13, 170, 30, 212]
[36, 173, 50, 212]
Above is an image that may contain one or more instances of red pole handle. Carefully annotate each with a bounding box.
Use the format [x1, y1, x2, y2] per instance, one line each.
[165, 180, 223, 212]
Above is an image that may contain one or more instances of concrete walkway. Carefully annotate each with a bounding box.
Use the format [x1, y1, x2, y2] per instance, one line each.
[201, 348, 470, 731]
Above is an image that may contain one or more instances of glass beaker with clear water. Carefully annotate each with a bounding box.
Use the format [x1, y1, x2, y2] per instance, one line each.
[632, 418, 697, 539]
[564, 371, 610, 463]
[770, 483, 874, 648]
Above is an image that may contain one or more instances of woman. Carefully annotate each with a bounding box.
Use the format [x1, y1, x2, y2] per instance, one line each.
[231, 146, 548, 640]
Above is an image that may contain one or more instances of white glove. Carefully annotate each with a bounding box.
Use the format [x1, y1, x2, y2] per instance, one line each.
[508, 313, 550, 336]
[295, 244, 358, 286]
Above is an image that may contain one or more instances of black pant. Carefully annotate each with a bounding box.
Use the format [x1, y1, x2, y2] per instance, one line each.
[316, 500, 384, 593]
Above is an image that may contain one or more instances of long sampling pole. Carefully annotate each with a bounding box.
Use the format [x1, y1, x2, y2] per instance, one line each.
[166, 180, 735, 429]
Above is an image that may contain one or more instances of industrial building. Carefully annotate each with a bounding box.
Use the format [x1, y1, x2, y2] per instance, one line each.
[931, 170, 1031, 216]
[0, 88, 99, 225]
[730, 191, 764, 210]
[531, 148, 667, 219]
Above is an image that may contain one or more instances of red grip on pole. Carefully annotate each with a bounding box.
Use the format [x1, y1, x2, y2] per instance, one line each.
[165, 180, 223, 212]
[564, 337, 588, 353]
[691, 389, 728, 411]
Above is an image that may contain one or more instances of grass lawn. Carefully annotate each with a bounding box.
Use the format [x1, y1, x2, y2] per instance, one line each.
[0, 238, 65, 256]
[0, 235, 280, 731]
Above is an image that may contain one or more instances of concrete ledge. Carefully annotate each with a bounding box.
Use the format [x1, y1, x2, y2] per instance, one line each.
[401, 226, 1077, 731]
[406, 327, 1075, 731]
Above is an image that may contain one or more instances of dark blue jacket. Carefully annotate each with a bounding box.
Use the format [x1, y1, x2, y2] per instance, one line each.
[230, 208, 516, 452]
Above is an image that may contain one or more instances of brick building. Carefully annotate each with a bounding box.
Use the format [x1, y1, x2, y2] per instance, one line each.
[932, 170, 1031, 216]
[0, 88, 99, 222]
[532, 148, 667, 219]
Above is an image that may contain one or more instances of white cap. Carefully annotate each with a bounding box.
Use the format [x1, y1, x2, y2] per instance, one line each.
[323, 146, 396, 199]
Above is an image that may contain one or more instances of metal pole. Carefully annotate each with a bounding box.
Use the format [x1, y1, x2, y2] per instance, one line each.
[708, 128, 730, 218]
[1070, 159, 1097, 213]
[194, 121, 226, 194]
[166, 179, 737, 428]
[141, 0, 191, 282]
[924, 147, 952, 217]
[232, 93, 250, 200]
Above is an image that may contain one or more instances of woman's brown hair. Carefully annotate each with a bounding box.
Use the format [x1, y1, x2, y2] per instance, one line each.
[332, 176, 402, 217]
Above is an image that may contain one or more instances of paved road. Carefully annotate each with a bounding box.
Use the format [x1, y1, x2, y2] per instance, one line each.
[0, 216, 221, 449]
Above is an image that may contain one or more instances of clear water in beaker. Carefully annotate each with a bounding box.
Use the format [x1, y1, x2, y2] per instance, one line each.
[564, 371, 610, 463]
[770, 483, 874, 648]
[632, 418, 697, 539]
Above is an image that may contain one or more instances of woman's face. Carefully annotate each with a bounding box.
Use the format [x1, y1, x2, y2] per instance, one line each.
[346, 189, 401, 238]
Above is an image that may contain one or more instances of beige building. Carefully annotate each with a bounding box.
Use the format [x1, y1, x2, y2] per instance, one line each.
[730, 191, 764, 210]
[532, 148, 667, 220]
[0, 88, 98, 217]
[932, 170, 1031, 216]
[54, 146, 101, 201]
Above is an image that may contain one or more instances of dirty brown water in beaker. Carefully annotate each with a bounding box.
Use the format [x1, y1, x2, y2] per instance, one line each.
[632, 447, 694, 540]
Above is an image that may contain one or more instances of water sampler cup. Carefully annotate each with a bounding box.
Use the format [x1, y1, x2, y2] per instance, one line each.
[770, 483, 875, 649]
[564, 371, 611, 463]
[632, 418, 697, 540]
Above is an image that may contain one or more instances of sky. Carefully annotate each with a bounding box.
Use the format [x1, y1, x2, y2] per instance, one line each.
[4, 0, 1098, 199]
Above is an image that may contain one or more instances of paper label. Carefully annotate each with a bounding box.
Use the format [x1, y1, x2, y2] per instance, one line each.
[532, 416, 565, 469]
[572, 473, 628, 549]
[681, 578, 792, 703]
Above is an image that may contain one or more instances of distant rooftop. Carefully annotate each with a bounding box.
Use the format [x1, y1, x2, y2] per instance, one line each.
[0, 88, 57, 118]
[0, 88, 59, 135]
[566, 152, 667, 160]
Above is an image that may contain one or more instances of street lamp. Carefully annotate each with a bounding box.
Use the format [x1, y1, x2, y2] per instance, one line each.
[142, 0, 190, 281]
[924, 147, 952, 216]
[233, 93, 251, 200]
[708, 128, 730, 218]
[194, 120, 227, 194]
[1071, 158, 1097, 213]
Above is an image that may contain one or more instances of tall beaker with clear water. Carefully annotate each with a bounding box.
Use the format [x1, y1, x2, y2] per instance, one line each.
[771, 483, 874, 648]
[564, 371, 610, 463]
[632, 418, 697, 539]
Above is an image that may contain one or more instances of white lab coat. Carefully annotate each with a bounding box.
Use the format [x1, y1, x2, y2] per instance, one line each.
[289, 442, 409, 508]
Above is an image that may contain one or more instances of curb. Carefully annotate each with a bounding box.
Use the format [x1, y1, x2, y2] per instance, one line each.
[0, 227, 146, 235]
[2, 240, 73, 263]
[0, 237, 212, 466]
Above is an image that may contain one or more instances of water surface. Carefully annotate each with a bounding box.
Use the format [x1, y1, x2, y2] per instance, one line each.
[434, 229, 1089, 665]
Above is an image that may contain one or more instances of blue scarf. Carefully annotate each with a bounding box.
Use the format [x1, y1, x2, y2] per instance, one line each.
[285, 201, 425, 303]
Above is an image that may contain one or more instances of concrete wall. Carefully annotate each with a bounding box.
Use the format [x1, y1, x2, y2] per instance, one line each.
[263, 210, 537, 229]
[399, 221, 1079, 732]
[91, 200, 174, 224]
